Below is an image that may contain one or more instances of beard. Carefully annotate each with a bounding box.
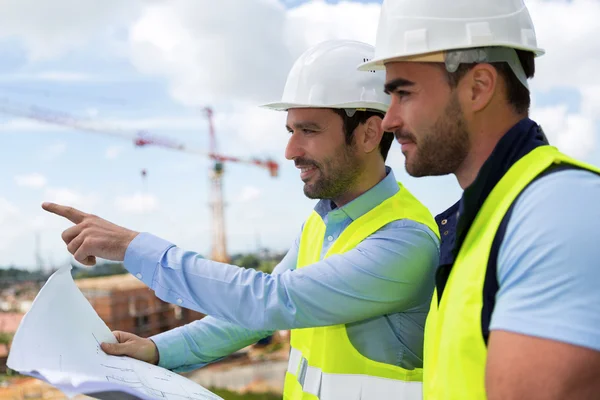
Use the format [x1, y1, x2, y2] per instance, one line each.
[402, 92, 470, 177]
[299, 143, 362, 201]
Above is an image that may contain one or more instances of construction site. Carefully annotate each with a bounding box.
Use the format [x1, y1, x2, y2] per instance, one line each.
[0, 98, 288, 399]
[75, 274, 205, 337]
[2, 0, 597, 399]
[0, 272, 290, 400]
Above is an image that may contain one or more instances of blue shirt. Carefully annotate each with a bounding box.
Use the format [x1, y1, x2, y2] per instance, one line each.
[123, 167, 440, 372]
[491, 169, 600, 351]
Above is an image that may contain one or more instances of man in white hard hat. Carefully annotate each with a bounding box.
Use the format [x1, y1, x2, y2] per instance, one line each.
[43, 40, 440, 399]
[359, 0, 600, 398]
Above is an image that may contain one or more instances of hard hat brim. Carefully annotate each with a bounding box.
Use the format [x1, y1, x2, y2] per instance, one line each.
[260, 102, 388, 114]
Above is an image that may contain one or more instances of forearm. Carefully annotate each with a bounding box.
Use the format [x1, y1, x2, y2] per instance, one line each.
[124, 225, 438, 332]
[150, 316, 273, 372]
[124, 232, 304, 330]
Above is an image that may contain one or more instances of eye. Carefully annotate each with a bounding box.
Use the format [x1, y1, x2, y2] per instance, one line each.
[396, 90, 411, 98]
[302, 129, 316, 134]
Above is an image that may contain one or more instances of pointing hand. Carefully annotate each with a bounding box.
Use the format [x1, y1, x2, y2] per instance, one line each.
[42, 202, 139, 266]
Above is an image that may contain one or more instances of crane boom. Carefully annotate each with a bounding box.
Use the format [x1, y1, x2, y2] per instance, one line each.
[0, 98, 279, 176]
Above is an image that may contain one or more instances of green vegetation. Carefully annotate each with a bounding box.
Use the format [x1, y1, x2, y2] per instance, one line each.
[230, 253, 282, 274]
[209, 389, 280, 400]
[71, 262, 128, 279]
[0, 332, 13, 345]
[233, 254, 261, 270]
[0, 268, 45, 283]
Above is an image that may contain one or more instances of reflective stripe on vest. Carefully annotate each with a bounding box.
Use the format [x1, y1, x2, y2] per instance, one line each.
[423, 146, 600, 399]
[283, 182, 440, 400]
[286, 347, 424, 400]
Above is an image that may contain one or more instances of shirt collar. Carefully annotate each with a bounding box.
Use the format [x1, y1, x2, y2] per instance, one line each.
[314, 166, 399, 221]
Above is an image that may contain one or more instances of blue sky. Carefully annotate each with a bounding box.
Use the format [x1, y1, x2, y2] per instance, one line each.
[0, 0, 598, 268]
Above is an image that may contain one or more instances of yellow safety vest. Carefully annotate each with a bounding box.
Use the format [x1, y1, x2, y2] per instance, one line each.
[284, 182, 440, 400]
[423, 146, 600, 399]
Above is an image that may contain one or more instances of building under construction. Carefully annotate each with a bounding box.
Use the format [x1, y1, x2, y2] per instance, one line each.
[75, 274, 204, 337]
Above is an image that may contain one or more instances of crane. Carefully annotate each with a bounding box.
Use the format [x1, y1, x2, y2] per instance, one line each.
[0, 97, 279, 262]
[204, 107, 227, 263]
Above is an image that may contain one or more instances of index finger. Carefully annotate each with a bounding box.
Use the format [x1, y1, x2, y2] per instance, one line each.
[41, 202, 87, 224]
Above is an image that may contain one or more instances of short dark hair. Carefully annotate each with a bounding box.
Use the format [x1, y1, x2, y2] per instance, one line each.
[444, 49, 535, 115]
[332, 109, 394, 161]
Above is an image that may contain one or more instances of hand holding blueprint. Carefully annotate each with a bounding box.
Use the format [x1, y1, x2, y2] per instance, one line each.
[7, 266, 223, 400]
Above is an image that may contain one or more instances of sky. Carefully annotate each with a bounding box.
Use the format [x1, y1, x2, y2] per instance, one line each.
[0, 0, 598, 269]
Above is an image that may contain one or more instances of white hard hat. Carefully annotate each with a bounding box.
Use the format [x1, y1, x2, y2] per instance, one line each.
[359, 0, 545, 80]
[262, 40, 389, 114]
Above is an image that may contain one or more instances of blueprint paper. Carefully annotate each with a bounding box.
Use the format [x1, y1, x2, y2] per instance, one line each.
[7, 266, 223, 400]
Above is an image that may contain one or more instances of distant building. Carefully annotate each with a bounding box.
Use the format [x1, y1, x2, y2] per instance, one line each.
[0, 274, 205, 374]
[0, 313, 23, 334]
[75, 274, 205, 338]
[0, 313, 24, 374]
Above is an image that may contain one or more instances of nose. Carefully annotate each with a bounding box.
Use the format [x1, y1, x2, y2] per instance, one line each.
[382, 98, 403, 133]
[285, 132, 304, 161]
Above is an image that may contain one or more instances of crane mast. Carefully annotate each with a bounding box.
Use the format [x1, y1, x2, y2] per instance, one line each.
[204, 107, 229, 263]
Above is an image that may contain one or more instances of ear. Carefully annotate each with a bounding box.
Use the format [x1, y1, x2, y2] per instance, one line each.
[357, 115, 384, 155]
[462, 64, 497, 113]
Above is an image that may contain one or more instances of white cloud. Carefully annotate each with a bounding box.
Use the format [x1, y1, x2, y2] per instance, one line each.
[115, 193, 159, 213]
[129, 0, 291, 106]
[105, 116, 205, 131]
[580, 84, 600, 118]
[214, 105, 289, 155]
[527, 0, 600, 91]
[284, 0, 380, 54]
[44, 188, 99, 210]
[238, 186, 262, 203]
[124, 0, 600, 162]
[14, 173, 47, 189]
[127, 0, 381, 108]
[525, 1, 600, 155]
[0, 112, 204, 134]
[105, 145, 125, 159]
[0, 71, 98, 83]
[532, 104, 596, 160]
[0, 118, 64, 133]
[0, 0, 142, 60]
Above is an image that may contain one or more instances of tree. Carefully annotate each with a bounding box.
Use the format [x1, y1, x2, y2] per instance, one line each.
[237, 254, 261, 270]
[0, 332, 13, 345]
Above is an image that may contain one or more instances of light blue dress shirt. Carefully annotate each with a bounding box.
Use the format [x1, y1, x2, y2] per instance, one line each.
[123, 167, 440, 372]
[491, 169, 600, 351]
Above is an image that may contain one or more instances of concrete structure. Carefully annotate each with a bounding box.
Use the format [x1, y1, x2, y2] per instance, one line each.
[75, 274, 204, 337]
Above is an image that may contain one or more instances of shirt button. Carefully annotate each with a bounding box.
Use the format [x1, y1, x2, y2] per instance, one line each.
[327, 235, 334, 242]
[176, 298, 183, 304]
[443, 231, 449, 236]
[441, 219, 447, 225]
[136, 273, 142, 279]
